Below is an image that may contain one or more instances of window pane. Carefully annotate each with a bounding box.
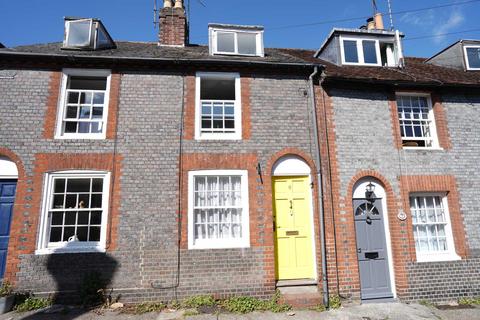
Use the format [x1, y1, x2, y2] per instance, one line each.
[67, 179, 91, 192]
[200, 77, 235, 100]
[238, 33, 257, 55]
[343, 40, 359, 63]
[217, 32, 235, 53]
[50, 227, 62, 242]
[67, 20, 92, 47]
[68, 77, 107, 91]
[466, 47, 480, 69]
[362, 40, 378, 64]
[65, 122, 77, 133]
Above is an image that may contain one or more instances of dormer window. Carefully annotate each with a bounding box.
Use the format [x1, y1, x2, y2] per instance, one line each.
[341, 37, 381, 66]
[464, 45, 480, 70]
[63, 18, 115, 50]
[209, 24, 264, 57]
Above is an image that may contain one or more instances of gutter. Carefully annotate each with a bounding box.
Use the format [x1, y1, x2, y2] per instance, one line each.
[308, 66, 329, 307]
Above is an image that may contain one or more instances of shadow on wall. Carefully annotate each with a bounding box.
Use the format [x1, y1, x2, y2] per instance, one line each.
[18, 251, 118, 320]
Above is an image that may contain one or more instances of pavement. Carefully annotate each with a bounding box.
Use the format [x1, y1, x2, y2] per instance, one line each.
[1, 302, 479, 320]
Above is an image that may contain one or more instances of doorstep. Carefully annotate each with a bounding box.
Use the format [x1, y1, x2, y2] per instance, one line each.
[276, 279, 321, 308]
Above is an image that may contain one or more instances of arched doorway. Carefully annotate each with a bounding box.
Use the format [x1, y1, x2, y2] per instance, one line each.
[272, 155, 316, 281]
[352, 177, 395, 300]
[0, 156, 18, 279]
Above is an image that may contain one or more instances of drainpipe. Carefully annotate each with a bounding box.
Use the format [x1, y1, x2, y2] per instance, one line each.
[309, 66, 329, 307]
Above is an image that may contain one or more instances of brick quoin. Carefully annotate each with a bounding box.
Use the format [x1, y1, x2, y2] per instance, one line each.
[389, 89, 452, 150]
[43, 71, 122, 140]
[183, 74, 252, 140]
[315, 86, 341, 295]
[4, 153, 122, 284]
[0, 148, 27, 285]
[399, 175, 468, 260]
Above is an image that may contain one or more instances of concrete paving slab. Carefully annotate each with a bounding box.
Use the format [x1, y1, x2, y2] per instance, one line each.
[1, 302, 480, 320]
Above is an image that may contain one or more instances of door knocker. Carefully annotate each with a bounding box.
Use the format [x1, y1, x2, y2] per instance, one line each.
[366, 215, 372, 224]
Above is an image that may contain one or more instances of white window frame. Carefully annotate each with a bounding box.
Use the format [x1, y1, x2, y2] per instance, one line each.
[188, 170, 250, 249]
[36, 170, 111, 255]
[463, 45, 480, 70]
[209, 28, 264, 57]
[339, 36, 382, 66]
[396, 92, 441, 149]
[195, 72, 242, 140]
[410, 193, 460, 262]
[64, 19, 94, 48]
[55, 68, 111, 140]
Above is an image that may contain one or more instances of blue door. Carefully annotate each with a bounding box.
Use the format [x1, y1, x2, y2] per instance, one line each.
[0, 180, 16, 279]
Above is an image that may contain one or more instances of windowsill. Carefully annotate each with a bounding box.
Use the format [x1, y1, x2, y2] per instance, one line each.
[402, 147, 444, 151]
[212, 51, 263, 58]
[54, 135, 107, 140]
[341, 62, 382, 67]
[189, 241, 250, 250]
[416, 252, 461, 263]
[35, 245, 106, 255]
[195, 134, 242, 141]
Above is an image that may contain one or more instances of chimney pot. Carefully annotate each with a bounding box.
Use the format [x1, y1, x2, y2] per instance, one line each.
[174, 0, 183, 8]
[366, 17, 375, 30]
[163, 0, 172, 8]
[374, 13, 384, 30]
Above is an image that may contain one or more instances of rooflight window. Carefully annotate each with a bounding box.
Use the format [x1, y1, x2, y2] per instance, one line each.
[209, 25, 264, 57]
[63, 18, 115, 50]
[66, 19, 94, 47]
[464, 46, 480, 70]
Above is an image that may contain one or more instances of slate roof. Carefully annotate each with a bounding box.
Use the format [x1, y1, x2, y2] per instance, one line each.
[0, 41, 310, 66]
[282, 49, 480, 87]
[2, 41, 480, 87]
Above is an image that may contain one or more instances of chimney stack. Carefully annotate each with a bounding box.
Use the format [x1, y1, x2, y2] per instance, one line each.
[159, 0, 187, 46]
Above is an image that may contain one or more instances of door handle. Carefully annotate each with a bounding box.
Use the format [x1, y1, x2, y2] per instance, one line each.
[357, 248, 362, 253]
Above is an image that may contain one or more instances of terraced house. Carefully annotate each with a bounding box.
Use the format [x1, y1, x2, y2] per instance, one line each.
[1, 0, 480, 306]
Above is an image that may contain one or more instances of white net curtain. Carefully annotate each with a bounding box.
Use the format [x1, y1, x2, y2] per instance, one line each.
[193, 175, 243, 241]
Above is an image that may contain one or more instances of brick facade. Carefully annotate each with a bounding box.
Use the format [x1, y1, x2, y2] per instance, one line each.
[1, 53, 479, 305]
[1, 68, 321, 302]
[322, 84, 479, 303]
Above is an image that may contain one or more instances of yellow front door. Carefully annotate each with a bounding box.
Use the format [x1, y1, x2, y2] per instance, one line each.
[273, 176, 315, 280]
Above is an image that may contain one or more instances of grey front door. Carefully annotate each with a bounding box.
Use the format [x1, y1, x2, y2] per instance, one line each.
[353, 198, 393, 300]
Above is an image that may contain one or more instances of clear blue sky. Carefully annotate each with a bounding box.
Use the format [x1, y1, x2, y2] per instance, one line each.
[1, 0, 480, 58]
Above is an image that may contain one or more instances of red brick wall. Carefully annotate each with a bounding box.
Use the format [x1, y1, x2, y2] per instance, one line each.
[4, 153, 122, 284]
[159, 8, 186, 46]
[315, 87, 341, 295]
[43, 72, 122, 140]
[43, 71, 62, 139]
